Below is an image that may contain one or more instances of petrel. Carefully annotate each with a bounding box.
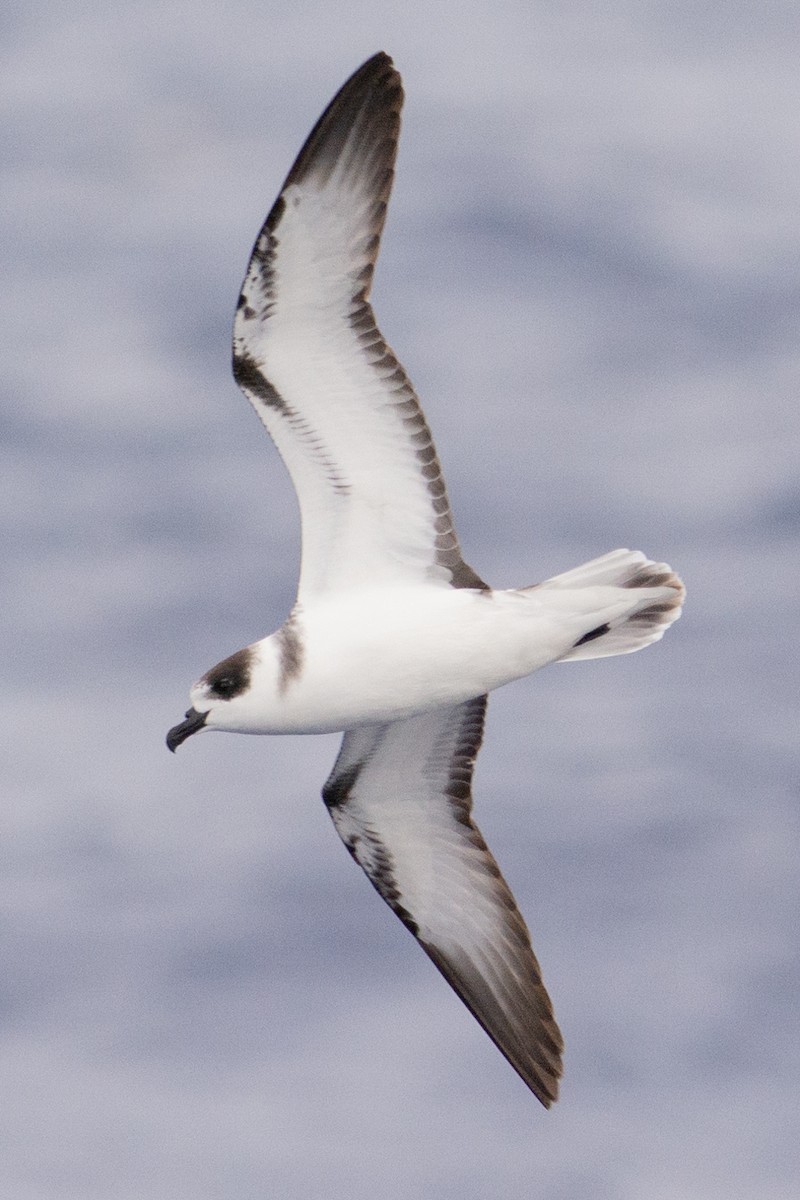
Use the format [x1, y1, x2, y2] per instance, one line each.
[167, 53, 684, 1107]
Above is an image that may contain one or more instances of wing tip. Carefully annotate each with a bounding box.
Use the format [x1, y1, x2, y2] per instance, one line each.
[273, 51, 403, 205]
[421, 936, 565, 1110]
[503, 1013, 564, 1109]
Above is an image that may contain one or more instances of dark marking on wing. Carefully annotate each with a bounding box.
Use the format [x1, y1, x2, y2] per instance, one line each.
[272, 54, 402, 214]
[233, 352, 351, 496]
[320, 695, 564, 1107]
[321, 761, 363, 809]
[347, 299, 488, 591]
[354, 828, 420, 936]
[236, 53, 487, 592]
[420, 938, 563, 1105]
[236, 293, 257, 320]
[265, 193, 286, 236]
[232, 353, 289, 414]
[323, 750, 419, 932]
[448, 558, 490, 590]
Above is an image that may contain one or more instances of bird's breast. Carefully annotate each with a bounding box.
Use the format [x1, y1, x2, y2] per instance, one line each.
[252, 587, 568, 733]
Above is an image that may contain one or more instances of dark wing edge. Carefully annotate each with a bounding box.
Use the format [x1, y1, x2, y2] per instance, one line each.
[322, 697, 564, 1108]
[418, 847, 564, 1108]
[272, 51, 400, 262]
[232, 53, 487, 593]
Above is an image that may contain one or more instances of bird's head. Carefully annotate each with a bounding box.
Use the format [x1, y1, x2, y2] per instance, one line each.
[166, 646, 258, 751]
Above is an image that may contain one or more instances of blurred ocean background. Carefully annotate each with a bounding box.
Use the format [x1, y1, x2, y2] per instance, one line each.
[3, 3, 798, 1197]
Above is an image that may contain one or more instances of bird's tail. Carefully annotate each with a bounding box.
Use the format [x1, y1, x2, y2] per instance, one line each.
[531, 548, 685, 661]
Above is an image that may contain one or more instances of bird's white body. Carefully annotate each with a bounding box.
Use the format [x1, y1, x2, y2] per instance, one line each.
[199, 564, 678, 736]
[168, 54, 685, 1108]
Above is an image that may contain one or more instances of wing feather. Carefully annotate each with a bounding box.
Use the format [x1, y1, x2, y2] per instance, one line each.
[233, 53, 485, 599]
[322, 696, 564, 1107]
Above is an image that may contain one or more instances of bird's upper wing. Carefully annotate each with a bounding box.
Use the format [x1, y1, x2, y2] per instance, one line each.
[322, 695, 564, 1107]
[232, 53, 485, 602]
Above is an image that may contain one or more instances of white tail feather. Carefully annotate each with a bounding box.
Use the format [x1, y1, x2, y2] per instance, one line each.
[534, 549, 685, 661]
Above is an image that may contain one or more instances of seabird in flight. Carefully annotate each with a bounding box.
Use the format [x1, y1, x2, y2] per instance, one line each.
[167, 53, 684, 1107]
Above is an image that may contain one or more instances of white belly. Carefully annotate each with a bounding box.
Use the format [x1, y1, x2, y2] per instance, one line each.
[262, 585, 577, 733]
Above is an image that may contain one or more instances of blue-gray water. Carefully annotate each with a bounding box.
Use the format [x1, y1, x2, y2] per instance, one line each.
[3, 4, 798, 1197]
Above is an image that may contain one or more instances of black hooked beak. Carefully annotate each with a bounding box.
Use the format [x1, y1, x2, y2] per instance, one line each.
[166, 707, 208, 752]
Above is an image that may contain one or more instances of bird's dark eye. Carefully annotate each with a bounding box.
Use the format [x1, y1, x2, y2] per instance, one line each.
[201, 647, 252, 701]
[211, 675, 238, 699]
